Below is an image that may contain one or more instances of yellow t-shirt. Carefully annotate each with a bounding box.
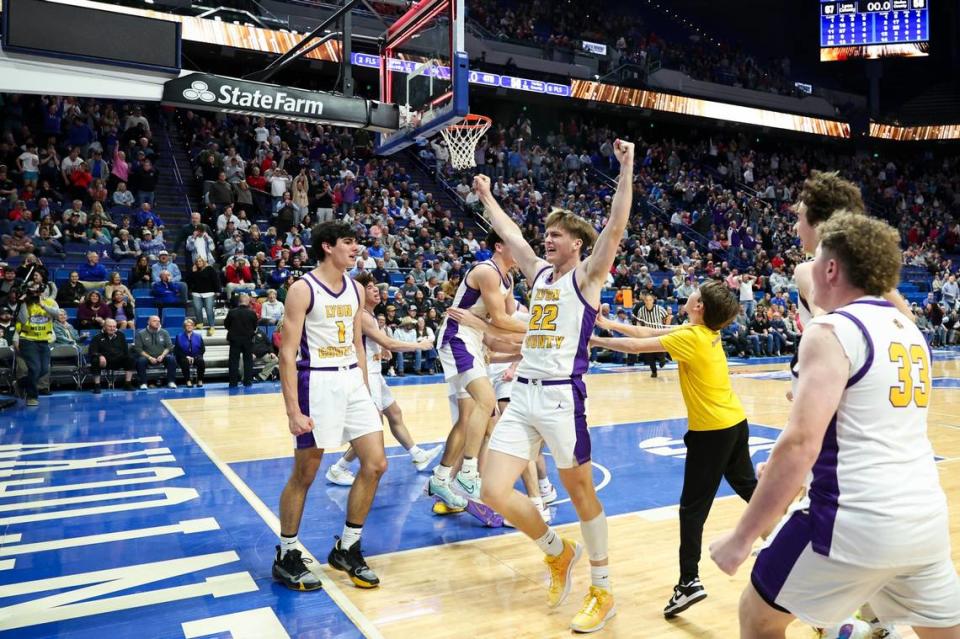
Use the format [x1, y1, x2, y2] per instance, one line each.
[659, 324, 746, 431]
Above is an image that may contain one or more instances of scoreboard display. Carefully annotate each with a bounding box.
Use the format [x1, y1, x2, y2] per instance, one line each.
[820, 0, 930, 61]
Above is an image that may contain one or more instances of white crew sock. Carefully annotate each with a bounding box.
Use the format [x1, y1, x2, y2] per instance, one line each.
[408, 444, 425, 459]
[590, 565, 611, 590]
[434, 464, 452, 482]
[341, 523, 362, 550]
[535, 528, 564, 557]
[539, 478, 552, 493]
[280, 534, 298, 557]
[461, 457, 478, 476]
[334, 457, 351, 471]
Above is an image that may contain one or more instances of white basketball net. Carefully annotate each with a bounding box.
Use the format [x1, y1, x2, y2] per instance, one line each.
[439, 115, 491, 169]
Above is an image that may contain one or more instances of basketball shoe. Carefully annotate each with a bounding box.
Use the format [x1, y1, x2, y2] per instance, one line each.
[541, 483, 558, 505]
[454, 469, 482, 501]
[426, 475, 467, 509]
[570, 586, 616, 633]
[663, 577, 707, 617]
[327, 536, 379, 588]
[545, 538, 582, 608]
[411, 445, 443, 472]
[272, 546, 322, 591]
[325, 464, 355, 486]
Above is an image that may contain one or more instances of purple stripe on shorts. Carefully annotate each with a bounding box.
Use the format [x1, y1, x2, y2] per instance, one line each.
[750, 510, 809, 614]
[809, 414, 839, 556]
[448, 336, 475, 373]
[440, 285, 481, 348]
[295, 369, 316, 448]
[572, 269, 599, 376]
[572, 377, 591, 465]
[833, 310, 874, 387]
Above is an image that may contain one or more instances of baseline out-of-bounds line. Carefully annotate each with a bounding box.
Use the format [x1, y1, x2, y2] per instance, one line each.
[162, 400, 386, 639]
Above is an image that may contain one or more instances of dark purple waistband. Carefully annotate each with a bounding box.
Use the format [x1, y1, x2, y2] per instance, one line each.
[517, 375, 582, 386]
[297, 363, 358, 372]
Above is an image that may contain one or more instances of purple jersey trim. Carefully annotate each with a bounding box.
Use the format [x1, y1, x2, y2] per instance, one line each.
[308, 271, 347, 298]
[809, 414, 840, 556]
[832, 309, 875, 388]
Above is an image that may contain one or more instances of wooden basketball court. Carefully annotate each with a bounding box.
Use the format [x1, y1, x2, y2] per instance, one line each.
[162, 355, 960, 638]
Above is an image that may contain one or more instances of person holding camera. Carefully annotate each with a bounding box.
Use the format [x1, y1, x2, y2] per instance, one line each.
[14, 281, 59, 406]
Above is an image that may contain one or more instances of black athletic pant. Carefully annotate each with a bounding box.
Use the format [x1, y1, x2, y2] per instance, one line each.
[177, 355, 206, 383]
[228, 340, 253, 386]
[678, 420, 757, 582]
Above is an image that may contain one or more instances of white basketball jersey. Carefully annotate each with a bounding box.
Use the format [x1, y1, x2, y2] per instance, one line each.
[437, 260, 512, 347]
[517, 266, 597, 379]
[297, 271, 360, 368]
[795, 297, 948, 568]
[361, 309, 382, 376]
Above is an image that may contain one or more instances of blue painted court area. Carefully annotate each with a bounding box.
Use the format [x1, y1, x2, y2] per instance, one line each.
[0, 392, 362, 639]
[231, 419, 784, 556]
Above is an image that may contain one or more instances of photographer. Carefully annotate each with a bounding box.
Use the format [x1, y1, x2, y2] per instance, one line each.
[14, 281, 59, 407]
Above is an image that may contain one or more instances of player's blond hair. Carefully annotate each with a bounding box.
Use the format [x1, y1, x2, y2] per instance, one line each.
[544, 208, 598, 251]
[817, 211, 901, 295]
[798, 170, 865, 226]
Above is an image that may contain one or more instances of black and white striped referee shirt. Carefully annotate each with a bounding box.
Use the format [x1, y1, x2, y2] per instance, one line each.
[633, 303, 670, 328]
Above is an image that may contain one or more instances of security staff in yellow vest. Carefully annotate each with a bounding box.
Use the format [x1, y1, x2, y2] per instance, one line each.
[14, 281, 59, 407]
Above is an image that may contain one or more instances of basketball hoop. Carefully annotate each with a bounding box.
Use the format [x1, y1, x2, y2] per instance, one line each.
[440, 114, 491, 170]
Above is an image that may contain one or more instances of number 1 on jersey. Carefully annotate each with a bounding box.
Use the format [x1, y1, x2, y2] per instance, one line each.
[336, 320, 346, 344]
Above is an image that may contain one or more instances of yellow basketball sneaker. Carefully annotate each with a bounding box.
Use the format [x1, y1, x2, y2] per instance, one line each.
[432, 499, 465, 515]
[545, 538, 581, 608]
[570, 586, 616, 633]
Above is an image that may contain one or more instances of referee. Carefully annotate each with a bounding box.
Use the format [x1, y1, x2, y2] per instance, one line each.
[632, 293, 671, 377]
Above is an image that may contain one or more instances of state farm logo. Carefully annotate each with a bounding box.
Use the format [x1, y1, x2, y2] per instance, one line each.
[176, 77, 324, 116]
[182, 81, 216, 103]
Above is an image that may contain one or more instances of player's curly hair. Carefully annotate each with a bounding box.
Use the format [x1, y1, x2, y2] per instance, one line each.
[817, 211, 901, 295]
[544, 208, 598, 251]
[798, 170, 865, 226]
[699, 280, 740, 331]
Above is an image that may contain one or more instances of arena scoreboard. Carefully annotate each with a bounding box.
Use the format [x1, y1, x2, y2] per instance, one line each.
[820, 0, 929, 61]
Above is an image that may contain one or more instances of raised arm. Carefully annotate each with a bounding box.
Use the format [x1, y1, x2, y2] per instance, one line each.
[579, 140, 634, 299]
[446, 307, 525, 344]
[361, 312, 431, 352]
[474, 174, 547, 283]
[279, 279, 314, 437]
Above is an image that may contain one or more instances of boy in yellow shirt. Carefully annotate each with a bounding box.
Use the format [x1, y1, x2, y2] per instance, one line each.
[591, 280, 757, 618]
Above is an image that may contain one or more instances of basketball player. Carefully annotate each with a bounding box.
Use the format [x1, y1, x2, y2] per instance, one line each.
[272, 221, 386, 591]
[790, 170, 915, 637]
[792, 170, 913, 328]
[324, 272, 442, 486]
[590, 280, 755, 617]
[428, 230, 527, 509]
[710, 212, 960, 638]
[475, 139, 634, 633]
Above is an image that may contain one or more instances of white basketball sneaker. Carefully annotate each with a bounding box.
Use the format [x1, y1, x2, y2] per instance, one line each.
[541, 483, 558, 505]
[411, 445, 443, 472]
[325, 464, 355, 486]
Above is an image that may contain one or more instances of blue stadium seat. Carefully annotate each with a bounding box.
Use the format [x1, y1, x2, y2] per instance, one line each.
[65, 308, 77, 320]
[389, 272, 405, 286]
[162, 308, 186, 328]
[132, 289, 154, 303]
[122, 329, 135, 341]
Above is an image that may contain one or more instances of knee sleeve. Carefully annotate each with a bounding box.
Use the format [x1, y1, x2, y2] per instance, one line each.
[580, 511, 608, 562]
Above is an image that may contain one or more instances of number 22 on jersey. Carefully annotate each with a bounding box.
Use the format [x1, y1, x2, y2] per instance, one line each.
[888, 342, 930, 408]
